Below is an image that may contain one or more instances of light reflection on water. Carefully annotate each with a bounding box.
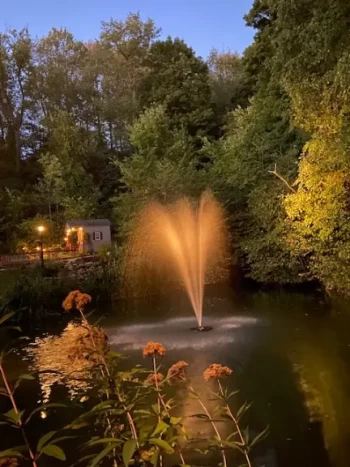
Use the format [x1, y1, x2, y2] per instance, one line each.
[106, 315, 260, 352]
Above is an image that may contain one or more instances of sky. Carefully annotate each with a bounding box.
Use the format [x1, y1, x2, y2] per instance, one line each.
[2, 0, 255, 59]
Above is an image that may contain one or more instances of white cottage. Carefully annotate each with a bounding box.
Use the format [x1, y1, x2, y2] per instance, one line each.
[65, 219, 112, 253]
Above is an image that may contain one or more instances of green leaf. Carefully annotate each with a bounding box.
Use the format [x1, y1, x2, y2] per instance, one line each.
[134, 409, 152, 416]
[151, 403, 158, 414]
[0, 447, 26, 458]
[5, 408, 23, 424]
[237, 401, 252, 421]
[84, 438, 122, 448]
[227, 390, 240, 399]
[122, 439, 137, 466]
[37, 431, 57, 450]
[64, 421, 89, 430]
[89, 444, 118, 467]
[150, 448, 159, 465]
[170, 416, 181, 425]
[139, 424, 154, 443]
[249, 426, 269, 447]
[0, 312, 16, 326]
[152, 420, 169, 437]
[149, 438, 174, 454]
[40, 444, 66, 461]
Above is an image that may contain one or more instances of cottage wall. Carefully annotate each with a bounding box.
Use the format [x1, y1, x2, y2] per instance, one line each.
[84, 225, 111, 252]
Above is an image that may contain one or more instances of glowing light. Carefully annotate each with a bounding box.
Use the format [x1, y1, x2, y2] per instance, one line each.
[36, 246, 40, 251]
[125, 191, 227, 327]
[67, 229, 71, 234]
[64, 237, 68, 241]
[37, 225, 45, 233]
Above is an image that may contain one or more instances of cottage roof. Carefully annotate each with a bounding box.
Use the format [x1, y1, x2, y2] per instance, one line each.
[66, 219, 111, 227]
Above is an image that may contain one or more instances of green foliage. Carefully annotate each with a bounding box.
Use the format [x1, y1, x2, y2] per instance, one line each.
[0, 267, 69, 321]
[272, 0, 350, 293]
[212, 91, 305, 283]
[114, 105, 207, 236]
[141, 37, 214, 136]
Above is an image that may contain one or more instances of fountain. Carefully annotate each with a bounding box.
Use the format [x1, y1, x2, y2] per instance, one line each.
[125, 191, 228, 330]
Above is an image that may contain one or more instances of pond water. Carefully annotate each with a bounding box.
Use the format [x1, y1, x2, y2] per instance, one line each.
[2, 284, 350, 466]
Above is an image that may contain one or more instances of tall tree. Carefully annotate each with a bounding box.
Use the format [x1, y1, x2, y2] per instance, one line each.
[98, 13, 160, 149]
[141, 37, 214, 137]
[208, 48, 249, 111]
[0, 29, 34, 173]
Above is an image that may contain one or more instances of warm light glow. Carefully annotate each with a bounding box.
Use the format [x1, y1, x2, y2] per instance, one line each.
[126, 191, 227, 327]
[37, 225, 45, 233]
[67, 229, 71, 234]
[36, 246, 40, 251]
[64, 237, 68, 241]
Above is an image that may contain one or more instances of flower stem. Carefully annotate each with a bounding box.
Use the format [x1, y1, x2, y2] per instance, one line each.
[189, 384, 227, 467]
[0, 363, 38, 467]
[79, 308, 139, 449]
[218, 380, 252, 467]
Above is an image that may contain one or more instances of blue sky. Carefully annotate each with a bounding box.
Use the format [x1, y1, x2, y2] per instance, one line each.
[2, 0, 255, 58]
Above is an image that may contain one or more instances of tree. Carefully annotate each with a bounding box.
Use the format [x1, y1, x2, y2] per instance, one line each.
[273, 0, 350, 293]
[211, 90, 305, 283]
[42, 111, 100, 220]
[207, 48, 249, 111]
[141, 37, 214, 137]
[98, 13, 160, 149]
[113, 105, 207, 236]
[209, 0, 306, 283]
[0, 29, 34, 173]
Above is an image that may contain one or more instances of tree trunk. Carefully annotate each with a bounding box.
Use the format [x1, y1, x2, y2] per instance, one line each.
[14, 127, 21, 173]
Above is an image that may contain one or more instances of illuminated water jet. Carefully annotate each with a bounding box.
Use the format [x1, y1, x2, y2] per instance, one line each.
[125, 191, 228, 328]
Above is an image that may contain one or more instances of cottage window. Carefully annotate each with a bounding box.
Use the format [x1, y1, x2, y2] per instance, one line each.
[93, 231, 102, 241]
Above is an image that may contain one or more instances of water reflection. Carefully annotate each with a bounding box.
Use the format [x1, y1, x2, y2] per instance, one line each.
[27, 322, 95, 402]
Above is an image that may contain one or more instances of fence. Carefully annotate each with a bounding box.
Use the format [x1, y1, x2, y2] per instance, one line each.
[0, 251, 82, 267]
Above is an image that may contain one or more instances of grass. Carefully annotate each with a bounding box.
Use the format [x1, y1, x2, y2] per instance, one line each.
[0, 269, 21, 296]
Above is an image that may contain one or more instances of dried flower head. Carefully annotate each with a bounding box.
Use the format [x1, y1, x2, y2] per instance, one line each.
[62, 290, 92, 312]
[203, 364, 232, 381]
[0, 458, 19, 467]
[143, 342, 166, 358]
[145, 372, 164, 385]
[167, 361, 188, 382]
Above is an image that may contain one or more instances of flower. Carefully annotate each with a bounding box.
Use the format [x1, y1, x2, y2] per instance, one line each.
[0, 458, 19, 467]
[167, 361, 188, 382]
[203, 364, 232, 381]
[142, 342, 166, 358]
[62, 290, 92, 312]
[146, 372, 164, 385]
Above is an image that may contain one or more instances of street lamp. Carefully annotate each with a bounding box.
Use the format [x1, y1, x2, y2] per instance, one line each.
[37, 225, 45, 268]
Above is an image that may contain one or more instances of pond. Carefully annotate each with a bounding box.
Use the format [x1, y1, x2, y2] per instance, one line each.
[2, 284, 350, 466]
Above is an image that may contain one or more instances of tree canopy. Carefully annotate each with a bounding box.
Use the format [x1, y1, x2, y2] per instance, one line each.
[1, 4, 350, 295]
